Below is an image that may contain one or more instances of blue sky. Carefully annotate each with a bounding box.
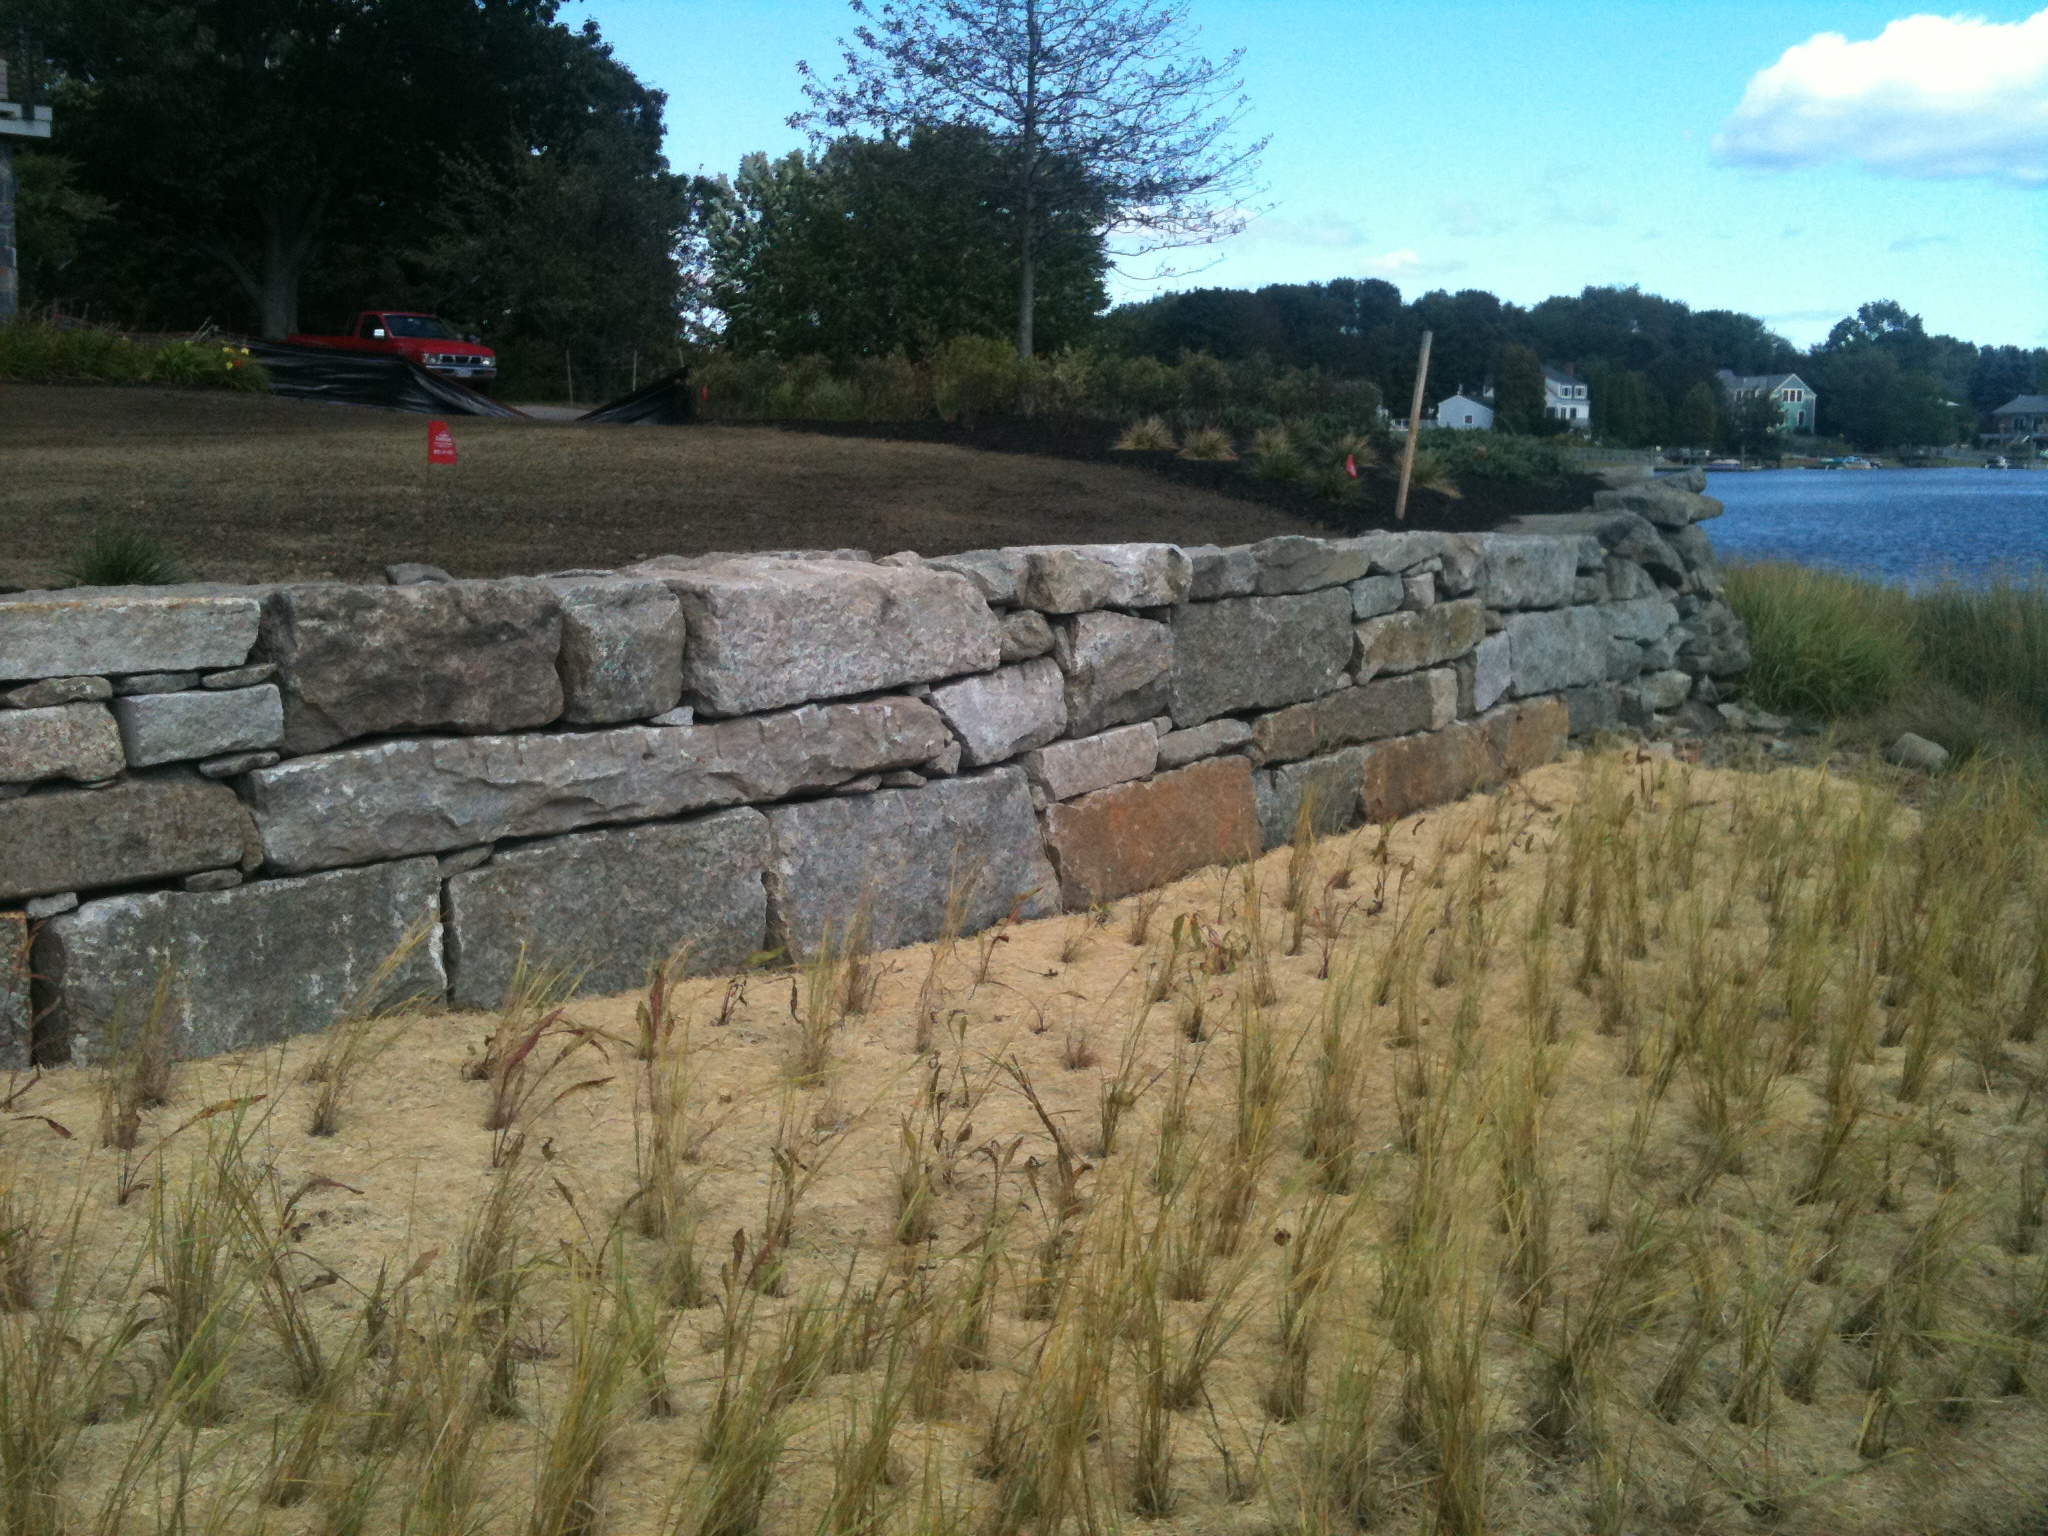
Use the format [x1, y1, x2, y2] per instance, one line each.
[575, 1, 2048, 350]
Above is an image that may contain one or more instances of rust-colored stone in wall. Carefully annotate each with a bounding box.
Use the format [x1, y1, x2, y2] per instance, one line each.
[1359, 698, 1569, 824]
[1042, 755, 1260, 908]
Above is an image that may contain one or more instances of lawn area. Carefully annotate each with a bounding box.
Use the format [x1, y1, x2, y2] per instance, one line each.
[0, 384, 1321, 589]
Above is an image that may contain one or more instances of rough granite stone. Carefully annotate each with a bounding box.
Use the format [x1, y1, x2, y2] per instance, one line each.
[1008, 544, 1192, 612]
[1154, 717, 1253, 770]
[24, 893, 78, 919]
[1249, 536, 1374, 595]
[1503, 607, 1611, 696]
[2, 676, 111, 709]
[1347, 574, 1404, 620]
[1606, 637, 1646, 682]
[1354, 598, 1484, 679]
[262, 580, 564, 754]
[1605, 556, 1656, 601]
[1168, 589, 1353, 727]
[765, 768, 1056, 955]
[113, 671, 200, 696]
[198, 750, 280, 779]
[1040, 755, 1259, 907]
[1565, 682, 1621, 736]
[182, 869, 244, 892]
[1259, 669, 1457, 762]
[385, 562, 454, 585]
[1602, 594, 1680, 644]
[110, 685, 283, 767]
[1474, 535, 1579, 610]
[1253, 746, 1371, 850]
[202, 663, 277, 690]
[1184, 545, 1259, 600]
[1573, 573, 1610, 605]
[1634, 669, 1693, 712]
[927, 658, 1067, 766]
[34, 859, 446, 1063]
[1469, 632, 1511, 715]
[1021, 724, 1158, 801]
[925, 549, 1025, 605]
[445, 809, 769, 1009]
[1400, 572, 1437, 611]
[1359, 698, 1570, 823]
[666, 558, 1000, 717]
[0, 703, 126, 785]
[1, 913, 27, 1070]
[553, 579, 687, 725]
[998, 609, 1056, 663]
[247, 697, 948, 873]
[0, 778, 257, 901]
[1593, 483, 1719, 529]
[0, 591, 261, 682]
[1054, 611, 1174, 736]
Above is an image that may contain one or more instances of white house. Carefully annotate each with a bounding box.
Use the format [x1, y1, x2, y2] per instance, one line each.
[1543, 366, 1590, 431]
[1716, 370, 1817, 433]
[1434, 390, 1495, 430]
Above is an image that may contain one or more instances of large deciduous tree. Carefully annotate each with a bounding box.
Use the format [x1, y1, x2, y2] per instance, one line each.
[706, 124, 1106, 361]
[795, 0, 1263, 359]
[19, 0, 583, 336]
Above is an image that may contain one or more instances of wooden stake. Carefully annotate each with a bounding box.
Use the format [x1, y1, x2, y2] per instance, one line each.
[1393, 329, 1433, 523]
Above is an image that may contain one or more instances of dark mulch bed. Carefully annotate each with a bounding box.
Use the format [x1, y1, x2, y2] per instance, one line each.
[769, 416, 1605, 535]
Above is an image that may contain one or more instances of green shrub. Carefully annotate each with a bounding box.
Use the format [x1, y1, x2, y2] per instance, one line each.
[931, 335, 1021, 423]
[1417, 429, 1573, 484]
[1724, 562, 1916, 718]
[0, 321, 265, 391]
[63, 526, 184, 587]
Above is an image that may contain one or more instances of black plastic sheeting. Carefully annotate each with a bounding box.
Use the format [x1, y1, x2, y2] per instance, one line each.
[576, 368, 695, 425]
[246, 340, 527, 418]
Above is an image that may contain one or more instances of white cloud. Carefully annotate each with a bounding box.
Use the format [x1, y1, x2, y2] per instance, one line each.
[1357, 249, 1466, 280]
[1715, 9, 2048, 186]
[1238, 215, 1368, 249]
[1438, 198, 1511, 238]
[1887, 232, 1954, 251]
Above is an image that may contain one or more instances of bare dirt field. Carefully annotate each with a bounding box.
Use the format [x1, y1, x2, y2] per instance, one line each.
[6, 753, 2046, 1536]
[0, 385, 1318, 589]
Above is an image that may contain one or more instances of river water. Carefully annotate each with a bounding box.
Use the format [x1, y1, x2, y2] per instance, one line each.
[1699, 468, 2048, 587]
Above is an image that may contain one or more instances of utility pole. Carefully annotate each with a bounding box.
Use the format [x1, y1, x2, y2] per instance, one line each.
[0, 54, 56, 323]
[1393, 329, 1434, 523]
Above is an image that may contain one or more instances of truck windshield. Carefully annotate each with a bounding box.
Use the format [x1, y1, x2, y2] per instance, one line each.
[383, 315, 458, 339]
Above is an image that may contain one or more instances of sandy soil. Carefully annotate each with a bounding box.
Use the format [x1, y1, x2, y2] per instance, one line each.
[0, 385, 1318, 589]
[3, 753, 2044, 1536]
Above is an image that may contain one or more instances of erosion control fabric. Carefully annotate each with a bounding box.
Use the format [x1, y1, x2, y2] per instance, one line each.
[246, 340, 525, 418]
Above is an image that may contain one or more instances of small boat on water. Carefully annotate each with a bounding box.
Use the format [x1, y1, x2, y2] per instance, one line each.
[1820, 456, 1879, 470]
[1986, 456, 2013, 469]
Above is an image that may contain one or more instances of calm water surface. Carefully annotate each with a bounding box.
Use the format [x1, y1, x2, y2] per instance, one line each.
[1703, 468, 2048, 586]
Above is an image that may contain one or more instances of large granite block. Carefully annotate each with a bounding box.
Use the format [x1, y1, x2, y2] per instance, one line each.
[1360, 699, 1569, 823]
[1184, 545, 1259, 600]
[111, 685, 283, 767]
[262, 581, 564, 753]
[1354, 598, 1484, 678]
[1249, 669, 1456, 765]
[0, 780, 256, 902]
[553, 579, 686, 725]
[1054, 611, 1174, 736]
[248, 697, 949, 874]
[1040, 755, 1259, 908]
[1474, 535, 1578, 610]
[444, 810, 768, 1010]
[928, 658, 1067, 766]
[1249, 537, 1373, 595]
[1253, 747, 1371, 851]
[1504, 607, 1610, 696]
[1460, 632, 1511, 716]
[0, 591, 260, 682]
[1602, 594, 1681, 644]
[1593, 483, 1720, 529]
[1021, 724, 1158, 802]
[666, 558, 999, 716]
[1, 913, 27, 1070]
[0, 703, 125, 785]
[1168, 590, 1353, 727]
[1007, 544, 1192, 612]
[34, 859, 446, 1063]
[764, 768, 1057, 956]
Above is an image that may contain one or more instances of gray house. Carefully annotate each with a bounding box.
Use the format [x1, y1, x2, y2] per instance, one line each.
[1716, 370, 1816, 433]
[1990, 395, 2048, 449]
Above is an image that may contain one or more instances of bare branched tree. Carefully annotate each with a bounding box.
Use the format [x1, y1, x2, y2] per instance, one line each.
[796, 0, 1265, 359]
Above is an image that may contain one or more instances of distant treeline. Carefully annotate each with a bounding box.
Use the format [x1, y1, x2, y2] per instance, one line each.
[6, 2, 2038, 439]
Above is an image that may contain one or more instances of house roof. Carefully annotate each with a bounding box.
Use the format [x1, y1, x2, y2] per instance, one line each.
[1993, 395, 2048, 415]
[1717, 369, 1812, 394]
[1541, 365, 1578, 386]
[1438, 390, 1492, 407]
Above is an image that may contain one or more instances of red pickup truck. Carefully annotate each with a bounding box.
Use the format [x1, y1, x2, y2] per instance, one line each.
[288, 311, 498, 389]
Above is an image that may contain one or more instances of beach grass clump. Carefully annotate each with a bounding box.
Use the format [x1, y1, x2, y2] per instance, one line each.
[1724, 560, 1916, 717]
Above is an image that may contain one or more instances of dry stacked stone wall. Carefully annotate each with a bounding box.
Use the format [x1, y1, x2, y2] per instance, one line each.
[0, 468, 1747, 1066]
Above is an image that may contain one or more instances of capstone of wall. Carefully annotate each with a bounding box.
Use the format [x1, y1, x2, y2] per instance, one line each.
[0, 467, 1746, 1066]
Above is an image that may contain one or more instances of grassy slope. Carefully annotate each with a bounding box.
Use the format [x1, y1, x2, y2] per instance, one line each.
[5, 752, 2046, 1536]
[0, 384, 1321, 589]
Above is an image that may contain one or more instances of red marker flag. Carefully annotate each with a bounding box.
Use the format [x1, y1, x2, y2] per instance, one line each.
[1345, 453, 1359, 479]
[428, 420, 458, 465]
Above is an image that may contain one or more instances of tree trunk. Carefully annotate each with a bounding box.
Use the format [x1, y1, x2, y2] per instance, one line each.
[1016, 186, 1036, 362]
[202, 185, 331, 338]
